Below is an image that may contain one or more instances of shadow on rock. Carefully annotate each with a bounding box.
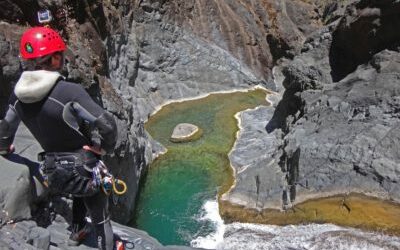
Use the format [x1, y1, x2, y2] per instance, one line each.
[266, 89, 302, 134]
[329, 0, 400, 82]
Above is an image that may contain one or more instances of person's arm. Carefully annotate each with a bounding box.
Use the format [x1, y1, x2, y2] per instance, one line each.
[0, 107, 20, 155]
[69, 84, 117, 154]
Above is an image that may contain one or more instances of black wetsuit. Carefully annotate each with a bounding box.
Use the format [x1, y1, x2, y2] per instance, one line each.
[0, 79, 117, 250]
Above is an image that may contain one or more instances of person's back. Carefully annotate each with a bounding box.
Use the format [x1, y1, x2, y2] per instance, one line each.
[10, 74, 114, 152]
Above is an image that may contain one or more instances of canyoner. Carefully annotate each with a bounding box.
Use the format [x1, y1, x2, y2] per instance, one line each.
[0, 25, 130, 250]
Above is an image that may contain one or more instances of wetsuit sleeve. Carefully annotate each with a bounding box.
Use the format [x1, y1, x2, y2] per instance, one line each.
[0, 106, 21, 155]
[71, 85, 117, 154]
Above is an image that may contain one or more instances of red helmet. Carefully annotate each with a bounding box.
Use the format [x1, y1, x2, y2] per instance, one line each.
[20, 27, 66, 59]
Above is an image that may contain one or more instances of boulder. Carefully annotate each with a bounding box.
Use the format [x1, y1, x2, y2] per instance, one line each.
[170, 123, 201, 142]
[0, 124, 45, 225]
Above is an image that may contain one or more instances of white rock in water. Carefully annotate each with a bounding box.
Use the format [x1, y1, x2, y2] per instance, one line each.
[170, 123, 200, 142]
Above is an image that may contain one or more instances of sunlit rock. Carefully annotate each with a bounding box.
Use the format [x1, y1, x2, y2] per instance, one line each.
[170, 123, 202, 143]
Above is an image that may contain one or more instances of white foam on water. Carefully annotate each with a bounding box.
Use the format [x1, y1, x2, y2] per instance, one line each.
[190, 200, 400, 250]
[220, 222, 400, 250]
[191, 200, 225, 249]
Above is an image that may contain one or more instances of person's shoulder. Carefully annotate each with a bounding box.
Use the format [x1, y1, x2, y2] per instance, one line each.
[53, 80, 86, 94]
[56, 80, 83, 89]
[51, 80, 87, 102]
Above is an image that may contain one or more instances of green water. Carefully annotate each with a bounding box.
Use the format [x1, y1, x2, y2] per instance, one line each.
[133, 89, 268, 245]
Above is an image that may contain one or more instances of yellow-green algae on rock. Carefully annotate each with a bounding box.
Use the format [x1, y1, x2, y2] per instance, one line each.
[219, 192, 400, 235]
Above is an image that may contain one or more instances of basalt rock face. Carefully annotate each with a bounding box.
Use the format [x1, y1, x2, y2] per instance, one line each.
[224, 0, 400, 226]
[151, 0, 322, 80]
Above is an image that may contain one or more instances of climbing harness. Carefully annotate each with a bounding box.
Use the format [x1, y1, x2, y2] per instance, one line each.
[38, 150, 127, 196]
[92, 160, 127, 196]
